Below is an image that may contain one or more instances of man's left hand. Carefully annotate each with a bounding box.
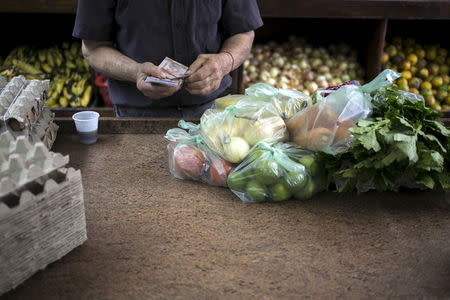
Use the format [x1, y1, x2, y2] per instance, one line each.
[185, 53, 231, 95]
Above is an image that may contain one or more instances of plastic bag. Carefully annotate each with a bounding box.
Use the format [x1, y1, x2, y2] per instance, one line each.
[288, 69, 401, 155]
[214, 94, 248, 110]
[227, 142, 327, 203]
[244, 83, 311, 120]
[213, 83, 311, 121]
[200, 102, 288, 164]
[165, 124, 235, 187]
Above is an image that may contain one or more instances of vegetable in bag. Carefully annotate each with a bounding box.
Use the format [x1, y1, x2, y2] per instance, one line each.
[166, 123, 235, 187]
[244, 83, 311, 120]
[288, 69, 401, 155]
[227, 142, 327, 203]
[200, 103, 288, 163]
[213, 83, 311, 121]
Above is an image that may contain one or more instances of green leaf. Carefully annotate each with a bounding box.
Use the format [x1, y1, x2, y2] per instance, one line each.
[435, 173, 450, 189]
[394, 134, 418, 163]
[381, 150, 404, 166]
[356, 120, 374, 128]
[418, 131, 447, 153]
[416, 150, 444, 172]
[425, 120, 450, 137]
[416, 174, 435, 190]
[396, 116, 416, 131]
[358, 129, 381, 152]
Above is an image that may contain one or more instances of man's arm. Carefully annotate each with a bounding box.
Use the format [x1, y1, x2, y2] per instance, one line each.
[82, 40, 180, 99]
[185, 31, 255, 95]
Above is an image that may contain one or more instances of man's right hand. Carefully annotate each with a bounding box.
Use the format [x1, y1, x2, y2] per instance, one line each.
[136, 62, 181, 99]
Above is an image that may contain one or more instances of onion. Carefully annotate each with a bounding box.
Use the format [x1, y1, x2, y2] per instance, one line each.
[223, 137, 250, 163]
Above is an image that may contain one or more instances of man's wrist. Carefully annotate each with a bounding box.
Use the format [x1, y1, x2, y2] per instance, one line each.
[133, 62, 142, 83]
[217, 52, 233, 75]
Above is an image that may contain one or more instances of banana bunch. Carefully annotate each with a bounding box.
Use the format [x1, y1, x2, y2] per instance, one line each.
[47, 75, 92, 108]
[0, 42, 93, 108]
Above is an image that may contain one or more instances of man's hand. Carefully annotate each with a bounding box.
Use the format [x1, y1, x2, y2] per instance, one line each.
[136, 62, 181, 99]
[185, 53, 232, 95]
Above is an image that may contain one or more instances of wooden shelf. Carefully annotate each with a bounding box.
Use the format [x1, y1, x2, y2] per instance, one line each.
[258, 0, 450, 20]
[0, 0, 77, 14]
[1, 0, 449, 18]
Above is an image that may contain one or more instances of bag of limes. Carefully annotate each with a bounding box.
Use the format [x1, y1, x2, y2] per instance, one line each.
[165, 125, 235, 187]
[200, 103, 288, 164]
[227, 142, 328, 202]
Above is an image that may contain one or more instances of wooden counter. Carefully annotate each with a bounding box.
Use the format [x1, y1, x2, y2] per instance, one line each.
[2, 119, 450, 299]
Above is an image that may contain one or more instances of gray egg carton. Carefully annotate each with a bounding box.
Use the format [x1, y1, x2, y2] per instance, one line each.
[0, 130, 86, 295]
[0, 76, 27, 119]
[0, 76, 6, 90]
[3, 79, 49, 133]
[0, 167, 86, 295]
[0, 77, 57, 149]
[0, 132, 69, 199]
[30, 108, 59, 149]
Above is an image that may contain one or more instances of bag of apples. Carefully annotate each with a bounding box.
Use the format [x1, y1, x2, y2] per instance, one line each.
[287, 69, 400, 155]
[165, 127, 235, 187]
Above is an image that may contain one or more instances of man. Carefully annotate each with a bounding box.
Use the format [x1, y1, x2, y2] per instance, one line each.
[73, 0, 263, 118]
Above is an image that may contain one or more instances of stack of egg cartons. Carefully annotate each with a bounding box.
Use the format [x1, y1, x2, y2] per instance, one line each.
[0, 76, 58, 149]
[0, 131, 87, 295]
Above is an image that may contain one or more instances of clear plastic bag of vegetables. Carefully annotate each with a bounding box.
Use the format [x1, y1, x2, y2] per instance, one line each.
[287, 69, 401, 155]
[227, 142, 328, 203]
[214, 94, 248, 110]
[165, 126, 235, 187]
[243, 83, 311, 120]
[213, 83, 311, 121]
[200, 103, 288, 163]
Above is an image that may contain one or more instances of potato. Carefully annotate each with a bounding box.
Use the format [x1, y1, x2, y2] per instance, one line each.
[333, 119, 355, 145]
[306, 127, 334, 151]
[287, 105, 319, 135]
[314, 103, 338, 130]
[287, 113, 307, 135]
[292, 132, 309, 147]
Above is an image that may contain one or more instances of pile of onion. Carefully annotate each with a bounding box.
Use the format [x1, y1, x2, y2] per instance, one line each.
[243, 36, 365, 95]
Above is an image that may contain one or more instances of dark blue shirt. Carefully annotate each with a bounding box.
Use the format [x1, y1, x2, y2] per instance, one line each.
[73, 0, 263, 108]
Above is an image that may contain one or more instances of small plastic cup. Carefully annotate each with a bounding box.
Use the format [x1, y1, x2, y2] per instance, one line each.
[72, 111, 100, 145]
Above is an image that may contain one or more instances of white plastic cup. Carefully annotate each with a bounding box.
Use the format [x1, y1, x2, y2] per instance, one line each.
[72, 111, 100, 145]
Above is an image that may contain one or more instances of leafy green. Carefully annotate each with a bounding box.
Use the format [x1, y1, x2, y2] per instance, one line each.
[321, 86, 450, 193]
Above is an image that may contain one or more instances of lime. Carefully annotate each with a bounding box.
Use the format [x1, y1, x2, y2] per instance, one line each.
[270, 182, 291, 202]
[254, 158, 280, 185]
[298, 156, 319, 176]
[245, 180, 268, 202]
[283, 171, 308, 192]
[227, 171, 248, 191]
[294, 179, 316, 200]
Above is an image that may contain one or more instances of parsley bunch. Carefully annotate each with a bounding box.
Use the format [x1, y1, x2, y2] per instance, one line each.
[322, 86, 450, 192]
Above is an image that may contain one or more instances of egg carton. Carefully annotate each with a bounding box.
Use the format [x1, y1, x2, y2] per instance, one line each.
[0, 76, 6, 90]
[30, 108, 59, 149]
[0, 167, 86, 295]
[0, 76, 27, 120]
[0, 132, 69, 198]
[3, 79, 49, 133]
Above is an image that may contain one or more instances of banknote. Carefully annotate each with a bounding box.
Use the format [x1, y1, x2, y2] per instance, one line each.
[159, 57, 189, 79]
[144, 57, 188, 86]
[144, 76, 180, 87]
